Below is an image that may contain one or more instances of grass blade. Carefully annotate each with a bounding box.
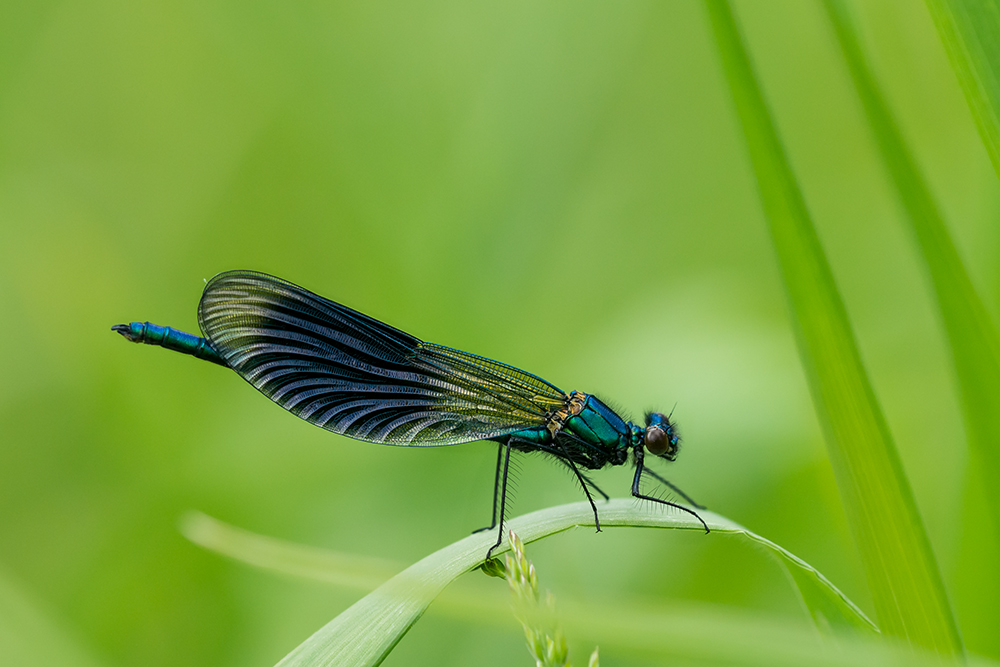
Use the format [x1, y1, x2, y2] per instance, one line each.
[703, 0, 962, 656]
[180, 512, 400, 593]
[824, 0, 1000, 534]
[924, 0, 1000, 182]
[559, 600, 991, 667]
[183, 500, 876, 667]
[181, 507, 1000, 666]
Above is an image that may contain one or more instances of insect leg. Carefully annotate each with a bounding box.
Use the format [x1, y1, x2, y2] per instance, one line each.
[632, 448, 710, 533]
[473, 442, 504, 534]
[550, 432, 610, 501]
[580, 472, 610, 502]
[641, 466, 706, 509]
[485, 438, 514, 561]
[563, 456, 602, 532]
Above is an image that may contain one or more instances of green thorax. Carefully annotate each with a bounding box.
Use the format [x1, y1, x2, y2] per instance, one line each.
[563, 393, 632, 450]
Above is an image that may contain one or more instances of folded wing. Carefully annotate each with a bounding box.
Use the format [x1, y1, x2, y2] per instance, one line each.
[197, 271, 566, 446]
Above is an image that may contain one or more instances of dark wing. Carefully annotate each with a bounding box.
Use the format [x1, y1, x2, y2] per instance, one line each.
[197, 270, 566, 446]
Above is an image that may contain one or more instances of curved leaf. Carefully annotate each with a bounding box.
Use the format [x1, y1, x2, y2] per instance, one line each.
[181, 500, 876, 667]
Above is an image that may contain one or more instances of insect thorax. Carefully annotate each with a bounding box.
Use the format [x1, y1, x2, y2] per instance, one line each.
[550, 392, 630, 459]
[545, 391, 588, 437]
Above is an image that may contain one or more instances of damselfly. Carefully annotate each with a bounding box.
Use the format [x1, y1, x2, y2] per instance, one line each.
[113, 270, 706, 558]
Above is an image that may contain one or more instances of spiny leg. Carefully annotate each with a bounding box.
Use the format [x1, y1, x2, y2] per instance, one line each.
[581, 472, 610, 502]
[641, 466, 706, 509]
[632, 448, 709, 533]
[563, 456, 603, 532]
[473, 442, 504, 534]
[485, 438, 514, 560]
[551, 432, 610, 501]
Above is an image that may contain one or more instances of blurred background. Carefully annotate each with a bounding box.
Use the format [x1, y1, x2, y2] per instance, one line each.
[1, 0, 998, 665]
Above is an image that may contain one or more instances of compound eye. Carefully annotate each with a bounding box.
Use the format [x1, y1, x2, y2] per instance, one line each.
[645, 426, 669, 456]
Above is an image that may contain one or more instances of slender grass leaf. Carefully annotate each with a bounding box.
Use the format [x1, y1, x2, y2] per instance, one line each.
[924, 0, 1000, 182]
[557, 597, 989, 667]
[825, 0, 1000, 534]
[182, 500, 875, 667]
[703, 0, 962, 656]
[184, 503, 999, 667]
[181, 512, 401, 593]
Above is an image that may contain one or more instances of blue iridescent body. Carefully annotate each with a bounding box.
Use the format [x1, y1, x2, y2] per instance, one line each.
[113, 270, 706, 558]
[116, 322, 227, 366]
[502, 394, 630, 466]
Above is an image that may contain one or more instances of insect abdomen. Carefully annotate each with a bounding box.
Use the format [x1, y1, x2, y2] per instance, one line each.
[113, 322, 228, 367]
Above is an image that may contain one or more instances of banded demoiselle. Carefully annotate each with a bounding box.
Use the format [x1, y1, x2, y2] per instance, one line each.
[113, 270, 706, 558]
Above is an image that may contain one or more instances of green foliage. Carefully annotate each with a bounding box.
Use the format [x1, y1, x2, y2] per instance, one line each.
[502, 531, 575, 667]
[183, 502, 876, 665]
[1, 1, 998, 666]
[705, 0, 961, 655]
[825, 0, 1000, 535]
[925, 0, 1000, 181]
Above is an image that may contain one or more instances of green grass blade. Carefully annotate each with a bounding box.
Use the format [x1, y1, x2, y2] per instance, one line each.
[924, 0, 1000, 182]
[183, 500, 876, 667]
[825, 0, 1000, 533]
[560, 601, 991, 667]
[180, 507, 1000, 667]
[180, 512, 401, 593]
[703, 0, 962, 656]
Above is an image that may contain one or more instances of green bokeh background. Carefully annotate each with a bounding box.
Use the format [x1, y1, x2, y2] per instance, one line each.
[1, 1, 997, 665]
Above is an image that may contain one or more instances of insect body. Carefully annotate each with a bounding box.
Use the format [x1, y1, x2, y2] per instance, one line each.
[113, 270, 706, 558]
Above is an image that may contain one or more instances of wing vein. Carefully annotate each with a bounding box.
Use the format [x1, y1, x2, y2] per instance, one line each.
[197, 271, 565, 446]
